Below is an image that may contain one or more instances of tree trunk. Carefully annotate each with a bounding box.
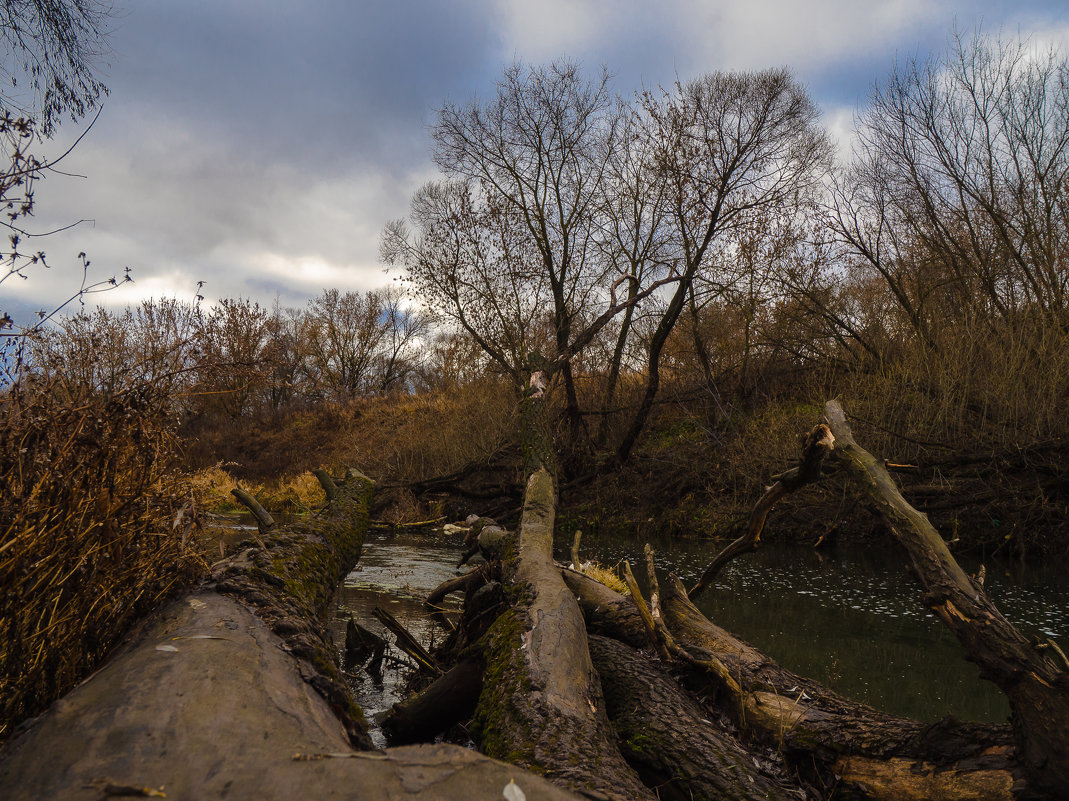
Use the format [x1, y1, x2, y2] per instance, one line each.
[382, 659, 484, 745]
[589, 634, 797, 801]
[471, 468, 653, 800]
[615, 268, 693, 466]
[824, 399, 1069, 797]
[595, 276, 638, 448]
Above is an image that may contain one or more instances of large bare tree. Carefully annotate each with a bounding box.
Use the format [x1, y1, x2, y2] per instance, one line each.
[613, 68, 833, 465]
[830, 31, 1069, 340]
[428, 61, 623, 447]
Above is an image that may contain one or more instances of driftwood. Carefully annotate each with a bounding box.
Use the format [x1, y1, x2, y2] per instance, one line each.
[382, 659, 483, 745]
[825, 399, 1069, 797]
[372, 606, 441, 674]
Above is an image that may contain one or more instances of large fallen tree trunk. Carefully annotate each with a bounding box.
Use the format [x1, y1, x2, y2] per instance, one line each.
[0, 468, 584, 801]
[660, 574, 1021, 800]
[471, 467, 653, 800]
[824, 399, 1069, 798]
[561, 563, 1022, 799]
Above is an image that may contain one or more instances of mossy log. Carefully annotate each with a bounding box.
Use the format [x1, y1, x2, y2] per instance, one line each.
[0, 468, 586, 801]
[589, 634, 797, 801]
[825, 399, 1069, 798]
[212, 466, 375, 746]
[471, 468, 653, 800]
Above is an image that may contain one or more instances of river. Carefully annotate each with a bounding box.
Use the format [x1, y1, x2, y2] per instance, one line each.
[329, 526, 1069, 745]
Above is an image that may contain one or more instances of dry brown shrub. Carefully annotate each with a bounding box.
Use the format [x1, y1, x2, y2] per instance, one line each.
[0, 364, 206, 739]
[341, 377, 517, 484]
[184, 464, 327, 514]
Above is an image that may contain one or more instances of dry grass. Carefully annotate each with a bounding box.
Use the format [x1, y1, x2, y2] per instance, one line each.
[184, 464, 327, 514]
[0, 372, 207, 740]
[338, 379, 517, 483]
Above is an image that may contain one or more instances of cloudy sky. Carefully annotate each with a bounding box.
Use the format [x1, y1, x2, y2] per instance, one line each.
[6, 0, 1069, 323]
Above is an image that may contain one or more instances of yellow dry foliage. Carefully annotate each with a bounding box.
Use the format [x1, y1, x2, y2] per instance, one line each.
[185, 464, 326, 514]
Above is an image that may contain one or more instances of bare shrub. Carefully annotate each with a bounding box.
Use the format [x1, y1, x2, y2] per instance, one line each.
[0, 335, 206, 739]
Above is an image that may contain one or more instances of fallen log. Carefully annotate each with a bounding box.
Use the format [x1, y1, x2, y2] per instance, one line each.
[471, 468, 653, 800]
[425, 567, 487, 627]
[0, 467, 585, 801]
[382, 658, 484, 745]
[589, 634, 796, 801]
[373, 605, 442, 673]
[691, 423, 833, 597]
[660, 573, 1021, 799]
[825, 399, 1069, 797]
[0, 591, 580, 800]
[563, 560, 1021, 799]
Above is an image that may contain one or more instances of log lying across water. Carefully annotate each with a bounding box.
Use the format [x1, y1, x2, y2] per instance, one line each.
[824, 400, 1069, 798]
[471, 468, 653, 800]
[0, 468, 583, 801]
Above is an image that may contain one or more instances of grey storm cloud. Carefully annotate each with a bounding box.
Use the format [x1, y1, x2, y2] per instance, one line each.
[5, 0, 1069, 319]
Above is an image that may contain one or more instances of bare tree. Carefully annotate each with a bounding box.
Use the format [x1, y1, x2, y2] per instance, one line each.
[196, 298, 274, 418]
[382, 179, 548, 386]
[831, 30, 1069, 338]
[374, 285, 431, 394]
[429, 61, 623, 445]
[613, 68, 833, 465]
[300, 288, 389, 403]
[590, 103, 673, 445]
[0, 0, 110, 134]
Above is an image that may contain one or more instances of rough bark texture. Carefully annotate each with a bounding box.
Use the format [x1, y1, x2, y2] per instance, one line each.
[0, 593, 580, 801]
[211, 467, 375, 746]
[660, 574, 1023, 799]
[382, 659, 484, 745]
[589, 634, 796, 801]
[824, 399, 1069, 798]
[471, 469, 653, 800]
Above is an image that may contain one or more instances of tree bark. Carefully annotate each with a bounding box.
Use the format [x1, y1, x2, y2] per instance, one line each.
[824, 399, 1069, 797]
[589, 634, 797, 801]
[471, 468, 653, 800]
[382, 659, 484, 745]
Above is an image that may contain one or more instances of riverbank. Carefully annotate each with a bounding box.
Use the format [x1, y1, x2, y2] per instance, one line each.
[181, 390, 1069, 558]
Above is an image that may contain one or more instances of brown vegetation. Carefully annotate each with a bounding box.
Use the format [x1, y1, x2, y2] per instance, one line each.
[0, 349, 205, 739]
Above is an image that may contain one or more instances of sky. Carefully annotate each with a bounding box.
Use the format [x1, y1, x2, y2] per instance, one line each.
[5, 0, 1069, 324]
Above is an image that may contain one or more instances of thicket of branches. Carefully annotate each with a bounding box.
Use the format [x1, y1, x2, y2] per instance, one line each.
[375, 33, 1069, 545]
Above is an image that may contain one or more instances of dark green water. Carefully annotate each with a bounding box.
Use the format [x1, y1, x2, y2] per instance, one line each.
[572, 527, 1069, 724]
[330, 527, 1069, 740]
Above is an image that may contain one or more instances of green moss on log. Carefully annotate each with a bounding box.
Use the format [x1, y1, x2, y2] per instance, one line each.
[212, 468, 374, 747]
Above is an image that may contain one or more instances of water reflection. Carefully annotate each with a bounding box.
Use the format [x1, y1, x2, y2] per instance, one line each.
[328, 529, 466, 747]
